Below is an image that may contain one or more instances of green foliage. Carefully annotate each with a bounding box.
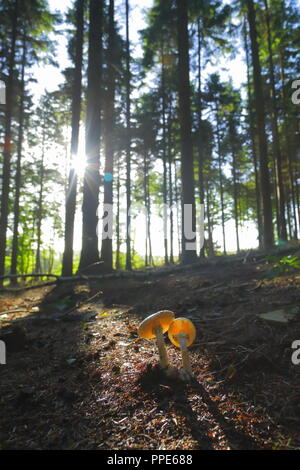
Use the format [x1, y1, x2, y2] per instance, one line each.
[266, 254, 300, 276]
[1, 0, 299, 276]
[47, 295, 73, 312]
[113, 250, 145, 270]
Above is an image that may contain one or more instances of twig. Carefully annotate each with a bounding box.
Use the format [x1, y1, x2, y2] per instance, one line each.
[0, 273, 60, 280]
[62, 290, 103, 316]
[0, 281, 58, 292]
[77, 261, 104, 274]
[0, 275, 103, 292]
[0, 308, 26, 316]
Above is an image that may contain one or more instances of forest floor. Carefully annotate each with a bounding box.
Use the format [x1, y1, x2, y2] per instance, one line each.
[1, 252, 300, 450]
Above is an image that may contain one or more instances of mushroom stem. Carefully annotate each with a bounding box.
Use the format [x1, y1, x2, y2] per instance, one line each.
[154, 325, 169, 369]
[178, 332, 192, 374]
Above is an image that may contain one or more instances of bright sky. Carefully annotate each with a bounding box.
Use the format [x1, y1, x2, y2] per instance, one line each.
[29, 0, 259, 258]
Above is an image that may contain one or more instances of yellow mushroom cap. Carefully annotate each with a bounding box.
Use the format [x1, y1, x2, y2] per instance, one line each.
[138, 310, 175, 339]
[168, 317, 196, 347]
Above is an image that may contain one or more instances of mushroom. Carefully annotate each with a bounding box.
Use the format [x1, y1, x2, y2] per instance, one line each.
[138, 311, 175, 369]
[168, 317, 196, 378]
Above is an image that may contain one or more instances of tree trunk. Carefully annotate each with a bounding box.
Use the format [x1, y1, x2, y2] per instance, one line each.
[10, 35, 26, 282]
[115, 154, 121, 270]
[246, 0, 274, 250]
[145, 153, 154, 266]
[143, 151, 148, 267]
[78, 0, 103, 273]
[263, 0, 287, 241]
[229, 120, 240, 252]
[197, 18, 205, 258]
[176, 0, 197, 264]
[0, 0, 19, 284]
[216, 106, 226, 255]
[161, 46, 169, 265]
[205, 180, 214, 256]
[174, 159, 181, 258]
[125, 0, 132, 271]
[101, 0, 116, 271]
[167, 112, 174, 264]
[62, 0, 84, 276]
[244, 20, 263, 248]
[35, 127, 45, 274]
[279, 52, 298, 238]
[232, 150, 240, 253]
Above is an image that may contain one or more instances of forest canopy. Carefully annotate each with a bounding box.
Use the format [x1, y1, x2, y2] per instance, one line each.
[0, 0, 299, 282]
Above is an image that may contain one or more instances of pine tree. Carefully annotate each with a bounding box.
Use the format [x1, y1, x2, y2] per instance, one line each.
[176, 0, 197, 264]
[62, 0, 84, 276]
[78, 0, 103, 273]
[0, 0, 19, 284]
[246, 0, 274, 250]
[101, 0, 117, 271]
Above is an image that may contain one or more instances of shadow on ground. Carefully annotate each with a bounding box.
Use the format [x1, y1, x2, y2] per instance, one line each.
[0, 257, 300, 449]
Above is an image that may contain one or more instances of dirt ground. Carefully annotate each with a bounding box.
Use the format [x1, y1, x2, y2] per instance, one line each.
[1, 255, 300, 450]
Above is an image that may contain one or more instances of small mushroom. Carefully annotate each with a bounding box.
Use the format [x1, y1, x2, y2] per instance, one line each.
[168, 317, 196, 378]
[138, 311, 175, 369]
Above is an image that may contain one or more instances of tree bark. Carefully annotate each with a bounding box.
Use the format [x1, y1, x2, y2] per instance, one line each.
[0, 0, 19, 285]
[35, 125, 45, 274]
[115, 154, 121, 270]
[62, 0, 84, 276]
[244, 21, 263, 248]
[279, 52, 298, 238]
[101, 0, 116, 271]
[161, 45, 169, 265]
[78, 0, 103, 273]
[229, 119, 240, 252]
[167, 111, 174, 264]
[125, 0, 132, 270]
[197, 18, 205, 258]
[143, 151, 149, 267]
[246, 0, 274, 250]
[216, 106, 226, 255]
[176, 0, 197, 264]
[263, 0, 287, 241]
[10, 35, 26, 282]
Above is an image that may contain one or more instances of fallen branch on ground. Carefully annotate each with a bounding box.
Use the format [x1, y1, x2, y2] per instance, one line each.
[0, 308, 27, 316]
[0, 273, 61, 281]
[0, 274, 102, 292]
